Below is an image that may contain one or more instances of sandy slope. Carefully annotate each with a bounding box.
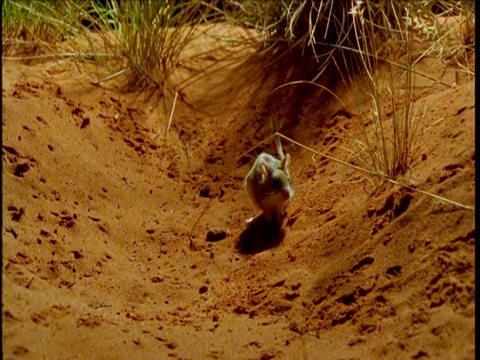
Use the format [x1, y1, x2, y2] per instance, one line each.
[2, 26, 475, 360]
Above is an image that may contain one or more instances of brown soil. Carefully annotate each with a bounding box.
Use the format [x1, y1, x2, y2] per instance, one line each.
[2, 26, 475, 359]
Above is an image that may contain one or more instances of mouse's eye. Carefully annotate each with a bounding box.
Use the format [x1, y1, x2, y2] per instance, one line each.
[272, 178, 280, 189]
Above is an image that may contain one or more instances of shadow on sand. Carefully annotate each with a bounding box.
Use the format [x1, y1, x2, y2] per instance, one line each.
[236, 213, 286, 255]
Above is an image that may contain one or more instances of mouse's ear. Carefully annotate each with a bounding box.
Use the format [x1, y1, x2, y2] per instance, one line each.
[282, 153, 290, 171]
[260, 164, 270, 184]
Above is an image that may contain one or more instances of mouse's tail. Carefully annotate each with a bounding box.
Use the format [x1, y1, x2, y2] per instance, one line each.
[270, 117, 285, 159]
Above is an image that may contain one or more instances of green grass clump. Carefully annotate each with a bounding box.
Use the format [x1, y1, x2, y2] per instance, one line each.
[86, 0, 221, 89]
[2, 0, 88, 56]
[2, 0, 221, 89]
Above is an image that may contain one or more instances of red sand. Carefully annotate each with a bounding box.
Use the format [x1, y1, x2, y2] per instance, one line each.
[2, 26, 474, 359]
